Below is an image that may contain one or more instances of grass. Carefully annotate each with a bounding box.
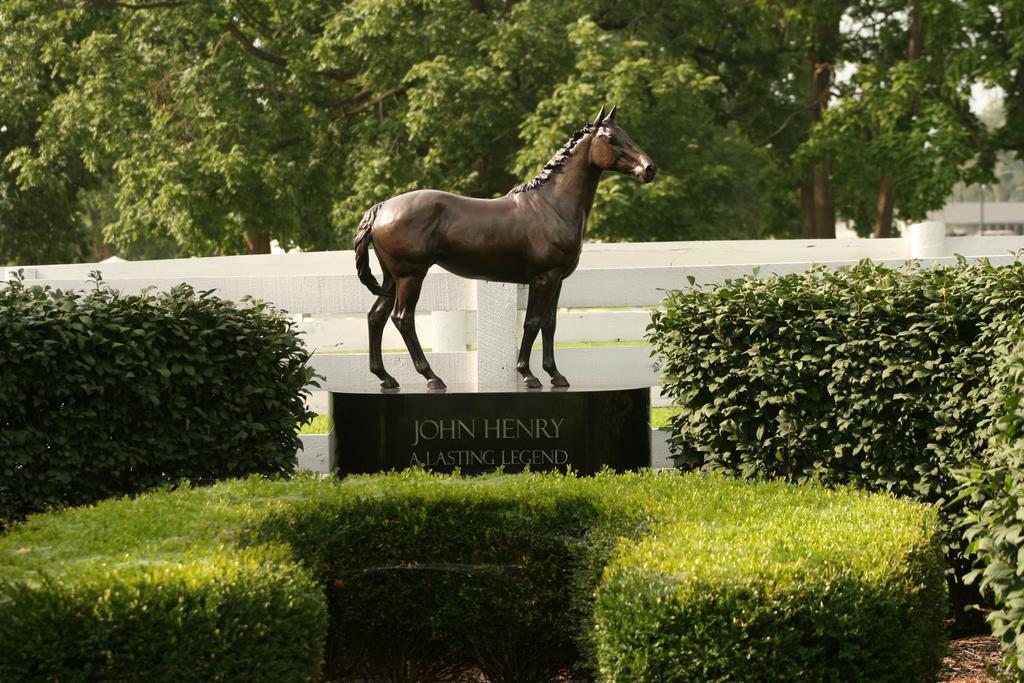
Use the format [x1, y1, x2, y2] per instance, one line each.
[550, 340, 648, 348]
[650, 406, 678, 430]
[297, 414, 333, 435]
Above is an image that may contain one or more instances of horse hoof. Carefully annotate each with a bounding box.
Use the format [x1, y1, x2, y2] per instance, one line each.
[380, 377, 400, 390]
[550, 376, 569, 388]
[522, 377, 542, 390]
[427, 378, 447, 391]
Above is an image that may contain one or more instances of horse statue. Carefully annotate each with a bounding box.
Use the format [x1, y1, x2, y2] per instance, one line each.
[353, 105, 656, 390]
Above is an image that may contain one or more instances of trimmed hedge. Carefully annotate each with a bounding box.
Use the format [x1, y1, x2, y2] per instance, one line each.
[0, 471, 946, 682]
[961, 337, 1024, 676]
[594, 484, 946, 681]
[0, 275, 315, 523]
[0, 481, 326, 682]
[648, 259, 1024, 621]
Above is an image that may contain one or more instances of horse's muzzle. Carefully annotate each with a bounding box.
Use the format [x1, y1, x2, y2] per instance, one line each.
[640, 161, 657, 184]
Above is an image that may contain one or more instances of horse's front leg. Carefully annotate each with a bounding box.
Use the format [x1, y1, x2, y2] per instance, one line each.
[517, 272, 559, 389]
[540, 280, 568, 387]
[392, 273, 446, 391]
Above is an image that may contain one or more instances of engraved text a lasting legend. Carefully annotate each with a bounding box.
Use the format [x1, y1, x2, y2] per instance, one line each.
[410, 417, 568, 467]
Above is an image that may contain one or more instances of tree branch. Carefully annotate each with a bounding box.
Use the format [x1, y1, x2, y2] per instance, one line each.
[344, 88, 401, 116]
[225, 21, 288, 67]
[224, 22, 355, 83]
[315, 67, 358, 82]
[753, 101, 818, 147]
[269, 136, 305, 153]
[94, 0, 193, 8]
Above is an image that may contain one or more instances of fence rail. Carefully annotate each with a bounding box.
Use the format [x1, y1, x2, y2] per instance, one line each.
[9, 222, 1024, 472]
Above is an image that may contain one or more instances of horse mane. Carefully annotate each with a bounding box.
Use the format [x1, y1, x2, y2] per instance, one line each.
[506, 123, 594, 196]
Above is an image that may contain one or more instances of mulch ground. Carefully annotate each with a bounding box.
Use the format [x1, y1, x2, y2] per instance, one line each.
[329, 634, 1013, 682]
[940, 635, 1007, 682]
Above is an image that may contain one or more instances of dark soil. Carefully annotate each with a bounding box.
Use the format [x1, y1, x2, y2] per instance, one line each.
[335, 634, 1011, 682]
[940, 635, 1007, 682]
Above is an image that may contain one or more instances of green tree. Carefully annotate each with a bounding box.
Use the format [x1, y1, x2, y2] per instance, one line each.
[514, 16, 777, 241]
[0, 0, 1009, 259]
[803, 0, 990, 237]
[0, 1, 98, 264]
[965, 1, 1024, 159]
[2, 0, 799, 256]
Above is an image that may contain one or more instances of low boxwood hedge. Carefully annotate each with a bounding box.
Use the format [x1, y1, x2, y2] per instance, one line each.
[594, 483, 946, 681]
[648, 258, 1024, 624]
[0, 275, 315, 524]
[0, 471, 945, 682]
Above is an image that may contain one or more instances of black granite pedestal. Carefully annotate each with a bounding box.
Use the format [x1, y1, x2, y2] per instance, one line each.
[331, 382, 651, 475]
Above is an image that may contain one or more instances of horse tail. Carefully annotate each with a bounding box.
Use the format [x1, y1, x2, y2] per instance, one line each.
[354, 203, 386, 296]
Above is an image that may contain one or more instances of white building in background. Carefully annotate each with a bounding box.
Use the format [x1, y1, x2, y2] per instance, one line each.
[927, 202, 1024, 236]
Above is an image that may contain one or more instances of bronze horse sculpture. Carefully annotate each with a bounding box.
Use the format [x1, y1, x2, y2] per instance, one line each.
[354, 106, 656, 390]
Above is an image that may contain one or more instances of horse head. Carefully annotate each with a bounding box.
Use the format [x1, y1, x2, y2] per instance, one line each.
[588, 105, 657, 184]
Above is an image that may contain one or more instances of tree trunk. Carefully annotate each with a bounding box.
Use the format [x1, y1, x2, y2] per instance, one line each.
[1002, 67, 1024, 160]
[89, 203, 114, 261]
[873, 172, 895, 238]
[801, 164, 836, 239]
[800, 177, 816, 238]
[803, 12, 839, 239]
[873, 1, 924, 238]
[243, 229, 271, 254]
[908, 0, 924, 61]
[812, 161, 835, 238]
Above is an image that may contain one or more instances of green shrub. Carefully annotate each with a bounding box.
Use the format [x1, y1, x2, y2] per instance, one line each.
[593, 481, 946, 682]
[0, 471, 946, 682]
[256, 472, 644, 681]
[0, 275, 315, 523]
[960, 337, 1024, 677]
[648, 259, 1024, 622]
[0, 480, 327, 682]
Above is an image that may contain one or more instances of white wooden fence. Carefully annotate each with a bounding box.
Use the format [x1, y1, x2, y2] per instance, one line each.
[9, 222, 1024, 472]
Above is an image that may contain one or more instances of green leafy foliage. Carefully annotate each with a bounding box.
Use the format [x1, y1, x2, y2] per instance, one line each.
[647, 259, 1024, 619]
[0, 471, 946, 681]
[512, 14, 777, 242]
[649, 259, 1024, 492]
[254, 470, 641, 681]
[0, 0, 100, 263]
[4, 0, 998, 259]
[0, 275, 315, 523]
[959, 336, 1024, 677]
[0, 479, 327, 682]
[797, 0, 990, 236]
[593, 479, 946, 682]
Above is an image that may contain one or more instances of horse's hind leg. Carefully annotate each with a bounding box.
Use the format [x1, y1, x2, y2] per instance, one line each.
[368, 274, 398, 389]
[392, 273, 446, 391]
[517, 271, 560, 389]
[541, 280, 568, 387]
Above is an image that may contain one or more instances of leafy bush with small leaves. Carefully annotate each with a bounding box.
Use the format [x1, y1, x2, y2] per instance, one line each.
[648, 259, 1024, 621]
[0, 479, 327, 682]
[0, 471, 946, 682]
[0, 274, 315, 523]
[593, 479, 946, 682]
[960, 336, 1024, 677]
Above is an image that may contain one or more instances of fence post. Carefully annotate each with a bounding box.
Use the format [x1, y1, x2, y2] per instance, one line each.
[476, 281, 518, 385]
[908, 221, 947, 259]
[431, 311, 469, 352]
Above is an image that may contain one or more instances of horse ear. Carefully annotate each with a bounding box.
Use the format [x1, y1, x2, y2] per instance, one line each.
[592, 106, 606, 126]
[604, 105, 618, 123]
